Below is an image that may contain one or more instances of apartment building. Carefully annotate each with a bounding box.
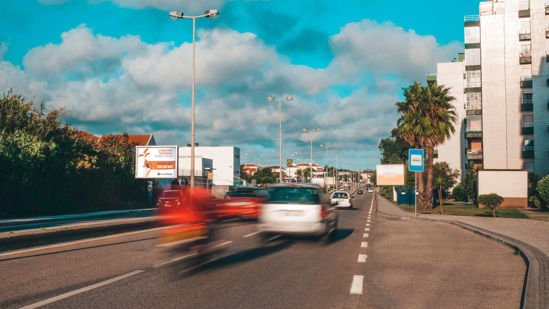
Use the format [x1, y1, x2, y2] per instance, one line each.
[461, 0, 549, 177]
[433, 55, 468, 178]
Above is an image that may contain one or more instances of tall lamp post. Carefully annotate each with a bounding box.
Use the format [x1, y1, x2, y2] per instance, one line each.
[169, 9, 219, 188]
[320, 143, 334, 190]
[303, 128, 320, 183]
[268, 96, 294, 183]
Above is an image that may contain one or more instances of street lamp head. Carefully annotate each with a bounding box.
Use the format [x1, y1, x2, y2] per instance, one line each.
[205, 9, 219, 18]
[169, 11, 184, 20]
[267, 96, 276, 102]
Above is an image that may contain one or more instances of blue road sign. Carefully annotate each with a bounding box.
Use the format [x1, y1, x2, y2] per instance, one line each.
[408, 149, 424, 172]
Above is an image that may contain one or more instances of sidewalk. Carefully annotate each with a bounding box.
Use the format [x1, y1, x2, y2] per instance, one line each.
[376, 194, 549, 309]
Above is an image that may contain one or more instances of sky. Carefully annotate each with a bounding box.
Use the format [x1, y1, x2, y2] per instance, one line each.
[0, 0, 480, 171]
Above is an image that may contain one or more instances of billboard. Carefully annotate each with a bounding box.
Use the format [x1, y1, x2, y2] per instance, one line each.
[376, 164, 405, 186]
[135, 146, 178, 179]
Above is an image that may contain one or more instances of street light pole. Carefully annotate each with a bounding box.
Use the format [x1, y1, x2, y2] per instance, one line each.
[303, 128, 319, 183]
[169, 9, 219, 188]
[320, 143, 333, 191]
[268, 96, 294, 183]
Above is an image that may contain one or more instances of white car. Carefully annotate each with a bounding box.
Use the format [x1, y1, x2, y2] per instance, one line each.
[331, 191, 352, 208]
[258, 184, 338, 242]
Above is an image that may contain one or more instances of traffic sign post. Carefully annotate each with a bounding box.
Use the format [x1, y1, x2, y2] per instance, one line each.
[408, 149, 424, 216]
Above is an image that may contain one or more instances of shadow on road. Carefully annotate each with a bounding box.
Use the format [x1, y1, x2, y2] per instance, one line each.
[169, 241, 292, 279]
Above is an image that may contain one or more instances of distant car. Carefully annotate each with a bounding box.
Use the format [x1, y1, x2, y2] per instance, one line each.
[258, 184, 338, 242]
[357, 189, 363, 195]
[217, 187, 268, 220]
[156, 190, 184, 208]
[331, 191, 352, 209]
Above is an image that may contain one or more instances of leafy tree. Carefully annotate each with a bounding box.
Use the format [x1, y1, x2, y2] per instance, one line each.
[248, 167, 276, 184]
[463, 162, 479, 205]
[395, 82, 456, 209]
[378, 129, 409, 164]
[536, 175, 549, 208]
[452, 184, 468, 202]
[432, 162, 460, 214]
[529, 174, 547, 210]
[478, 193, 504, 217]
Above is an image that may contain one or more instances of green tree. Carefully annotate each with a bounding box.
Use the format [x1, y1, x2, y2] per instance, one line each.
[463, 162, 479, 205]
[452, 184, 468, 202]
[478, 193, 504, 217]
[395, 82, 456, 209]
[536, 175, 549, 208]
[432, 162, 460, 214]
[249, 167, 276, 184]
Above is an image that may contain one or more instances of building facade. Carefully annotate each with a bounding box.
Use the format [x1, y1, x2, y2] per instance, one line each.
[179, 146, 240, 186]
[464, 0, 549, 177]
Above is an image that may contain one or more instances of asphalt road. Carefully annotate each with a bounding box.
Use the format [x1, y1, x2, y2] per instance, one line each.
[0, 194, 525, 309]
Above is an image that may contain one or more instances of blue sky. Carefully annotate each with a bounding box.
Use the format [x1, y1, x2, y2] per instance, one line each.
[0, 0, 479, 170]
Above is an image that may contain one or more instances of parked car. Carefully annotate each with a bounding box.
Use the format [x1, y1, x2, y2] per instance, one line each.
[357, 189, 363, 195]
[331, 191, 352, 208]
[217, 187, 268, 220]
[258, 184, 338, 243]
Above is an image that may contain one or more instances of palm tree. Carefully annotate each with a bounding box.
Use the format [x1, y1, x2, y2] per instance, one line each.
[422, 82, 456, 208]
[395, 82, 456, 209]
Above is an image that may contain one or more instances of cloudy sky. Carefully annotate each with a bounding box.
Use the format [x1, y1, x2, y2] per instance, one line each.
[0, 0, 478, 170]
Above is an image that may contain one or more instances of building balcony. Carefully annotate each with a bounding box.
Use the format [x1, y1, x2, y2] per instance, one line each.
[466, 131, 482, 138]
[521, 125, 534, 135]
[467, 150, 483, 161]
[520, 54, 532, 65]
[522, 147, 534, 159]
[546, 28, 549, 38]
[521, 78, 533, 88]
[546, 4, 549, 15]
[466, 109, 482, 116]
[521, 102, 533, 111]
[519, 32, 531, 41]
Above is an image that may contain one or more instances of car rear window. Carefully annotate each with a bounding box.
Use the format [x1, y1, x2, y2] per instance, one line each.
[268, 187, 320, 204]
[161, 191, 182, 197]
[332, 192, 349, 199]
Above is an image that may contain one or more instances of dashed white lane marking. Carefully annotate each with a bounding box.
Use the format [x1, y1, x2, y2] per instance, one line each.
[0, 226, 168, 258]
[243, 231, 260, 238]
[363, 233, 369, 238]
[366, 223, 370, 227]
[154, 240, 233, 268]
[350, 275, 364, 295]
[357, 254, 367, 263]
[20, 270, 145, 309]
[364, 228, 370, 232]
[361, 241, 368, 248]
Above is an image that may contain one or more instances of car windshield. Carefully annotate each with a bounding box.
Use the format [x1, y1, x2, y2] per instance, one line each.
[332, 192, 348, 199]
[161, 191, 181, 198]
[268, 187, 320, 204]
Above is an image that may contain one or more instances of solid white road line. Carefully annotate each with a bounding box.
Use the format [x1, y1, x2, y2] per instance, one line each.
[350, 275, 364, 295]
[357, 254, 367, 263]
[363, 233, 369, 238]
[0, 226, 168, 258]
[361, 241, 368, 248]
[20, 270, 144, 309]
[243, 231, 260, 238]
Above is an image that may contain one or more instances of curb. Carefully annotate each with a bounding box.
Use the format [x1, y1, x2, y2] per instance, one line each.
[375, 194, 548, 309]
[0, 218, 158, 248]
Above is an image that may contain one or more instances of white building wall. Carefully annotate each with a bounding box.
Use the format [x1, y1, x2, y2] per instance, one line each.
[481, 11, 508, 169]
[435, 61, 466, 177]
[179, 146, 240, 186]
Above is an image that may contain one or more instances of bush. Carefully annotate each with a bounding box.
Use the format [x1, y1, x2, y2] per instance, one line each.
[478, 193, 504, 217]
[452, 184, 468, 202]
[537, 176, 549, 207]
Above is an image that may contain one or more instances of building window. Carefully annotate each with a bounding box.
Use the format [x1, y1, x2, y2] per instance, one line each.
[522, 113, 534, 127]
[523, 92, 533, 104]
[465, 26, 480, 44]
[466, 93, 482, 110]
[466, 115, 482, 132]
[465, 70, 481, 88]
[465, 48, 481, 66]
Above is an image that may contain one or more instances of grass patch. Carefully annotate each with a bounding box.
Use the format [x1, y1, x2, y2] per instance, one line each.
[400, 204, 528, 219]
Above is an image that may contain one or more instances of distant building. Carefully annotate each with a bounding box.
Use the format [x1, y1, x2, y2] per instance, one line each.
[179, 146, 240, 186]
[241, 163, 258, 176]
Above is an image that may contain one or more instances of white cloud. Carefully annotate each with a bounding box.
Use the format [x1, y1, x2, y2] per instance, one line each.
[0, 20, 461, 168]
